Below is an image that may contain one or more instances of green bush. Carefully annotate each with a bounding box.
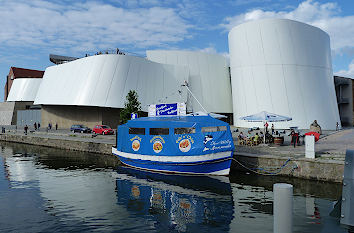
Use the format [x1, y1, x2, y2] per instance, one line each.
[120, 90, 142, 124]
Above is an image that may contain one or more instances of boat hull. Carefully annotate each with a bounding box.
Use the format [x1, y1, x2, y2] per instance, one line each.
[112, 147, 232, 176]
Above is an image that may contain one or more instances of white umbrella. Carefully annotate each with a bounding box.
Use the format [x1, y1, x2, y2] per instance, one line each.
[240, 111, 292, 122]
[240, 111, 292, 143]
[188, 111, 227, 119]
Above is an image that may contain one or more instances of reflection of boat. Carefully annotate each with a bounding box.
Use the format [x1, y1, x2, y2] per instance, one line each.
[112, 116, 234, 175]
[115, 166, 234, 232]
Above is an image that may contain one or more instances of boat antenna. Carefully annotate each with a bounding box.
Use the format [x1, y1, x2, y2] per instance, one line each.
[181, 80, 208, 113]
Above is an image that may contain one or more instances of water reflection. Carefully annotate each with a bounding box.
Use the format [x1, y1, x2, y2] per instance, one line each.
[115, 167, 234, 232]
[0, 142, 349, 232]
[228, 173, 345, 233]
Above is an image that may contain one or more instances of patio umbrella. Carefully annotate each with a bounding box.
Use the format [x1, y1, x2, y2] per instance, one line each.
[188, 111, 227, 119]
[240, 111, 292, 143]
[240, 111, 292, 122]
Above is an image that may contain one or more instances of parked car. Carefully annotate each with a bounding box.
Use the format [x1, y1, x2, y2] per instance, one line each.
[93, 125, 114, 135]
[70, 124, 92, 133]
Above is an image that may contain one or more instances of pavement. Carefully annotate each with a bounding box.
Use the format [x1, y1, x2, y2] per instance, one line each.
[2, 125, 354, 162]
[2, 127, 116, 145]
[232, 127, 354, 161]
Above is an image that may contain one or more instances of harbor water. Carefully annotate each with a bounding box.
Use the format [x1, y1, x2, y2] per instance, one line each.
[0, 142, 348, 232]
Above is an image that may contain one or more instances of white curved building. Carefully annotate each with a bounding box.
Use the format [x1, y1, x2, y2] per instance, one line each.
[35, 54, 188, 109]
[7, 78, 42, 102]
[146, 50, 233, 114]
[229, 19, 340, 129]
[3, 19, 345, 129]
[34, 54, 188, 128]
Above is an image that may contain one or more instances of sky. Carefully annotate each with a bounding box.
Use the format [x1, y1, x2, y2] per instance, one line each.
[0, 0, 353, 101]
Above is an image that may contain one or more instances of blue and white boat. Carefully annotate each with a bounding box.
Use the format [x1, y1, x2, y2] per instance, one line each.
[112, 115, 235, 175]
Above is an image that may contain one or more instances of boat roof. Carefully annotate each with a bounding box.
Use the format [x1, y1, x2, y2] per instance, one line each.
[124, 115, 228, 128]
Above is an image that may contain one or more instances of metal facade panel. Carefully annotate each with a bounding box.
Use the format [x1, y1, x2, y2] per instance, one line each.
[17, 110, 41, 126]
[229, 19, 340, 129]
[246, 21, 265, 66]
[35, 54, 189, 112]
[231, 67, 247, 121]
[78, 56, 106, 105]
[146, 50, 233, 113]
[261, 20, 285, 65]
[265, 65, 291, 116]
[252, 66, 273, 111]
[7, 79, 42, 102]
[241, 67, 258, 115]
[92, 56, 120, 106]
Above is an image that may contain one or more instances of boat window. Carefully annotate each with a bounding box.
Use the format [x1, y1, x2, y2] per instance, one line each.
[218, 126, 227, 131]
[174, 127, 195, 134]
[150, 128, 169, 135]
[201, 126, 227, 132]
[129, 128, 145, 135]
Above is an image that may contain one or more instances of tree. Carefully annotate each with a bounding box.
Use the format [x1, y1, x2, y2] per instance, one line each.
[120, 90, 142, 124]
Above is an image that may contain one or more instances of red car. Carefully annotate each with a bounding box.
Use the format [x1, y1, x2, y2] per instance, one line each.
[93, 125, 114, 135]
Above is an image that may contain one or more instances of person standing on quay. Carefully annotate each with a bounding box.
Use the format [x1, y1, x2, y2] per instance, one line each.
[289, 129, 298, 148]
[55, 123, 58, 130]
[34, 122, 37, 131]
[264, 121, 269, 133]
[271, 124, 274, 135]
[24, 125, 28, 135]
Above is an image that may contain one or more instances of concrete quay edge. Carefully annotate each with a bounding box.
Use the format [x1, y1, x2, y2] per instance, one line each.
[234, 152, 344, 183]
[0, 133, 114, 155]
[0, 133, 344, 183]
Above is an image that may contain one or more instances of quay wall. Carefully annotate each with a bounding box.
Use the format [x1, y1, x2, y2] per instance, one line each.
[0, 134, 344, 183]
[233, 153, 344, 183]
[0, 134, 113, 155]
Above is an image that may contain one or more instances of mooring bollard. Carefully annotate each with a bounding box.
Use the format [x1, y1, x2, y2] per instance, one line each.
[305, 135, 315, 159]
[340, 150, 354, 228]
[274, 183, 293, 233]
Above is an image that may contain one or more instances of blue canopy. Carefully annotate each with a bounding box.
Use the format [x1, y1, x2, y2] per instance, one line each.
[125, 115, 229, 128]
[117, 116, 234, 156]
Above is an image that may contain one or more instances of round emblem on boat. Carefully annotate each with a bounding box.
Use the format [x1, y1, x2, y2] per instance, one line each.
[153, 141, 163, 153]
[179, 139, 191, 152]
[132, 140, 140, 151]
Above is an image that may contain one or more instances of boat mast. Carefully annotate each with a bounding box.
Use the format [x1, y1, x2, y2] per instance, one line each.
[182, 80, 208, 113]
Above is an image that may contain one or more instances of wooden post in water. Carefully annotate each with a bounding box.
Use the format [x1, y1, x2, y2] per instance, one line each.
[274, 183, 293, 233]
[341, 150, 354, 228]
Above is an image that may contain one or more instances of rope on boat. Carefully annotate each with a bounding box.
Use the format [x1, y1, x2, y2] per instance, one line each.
[232, 157, 298, 176]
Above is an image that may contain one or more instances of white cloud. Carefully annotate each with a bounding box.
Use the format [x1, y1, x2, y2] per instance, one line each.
[0, 0, 192, 54]
[114, 0, 178, 8]
[231, 0, 274, 7]
[198, 46, 217, 54]
[335, 60, 354, 79]
[220, 0, 354, 54]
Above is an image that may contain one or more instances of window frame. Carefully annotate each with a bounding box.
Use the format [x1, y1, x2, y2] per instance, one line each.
[201, 126, 227, 133]
[129, 127, 146, 135]
[174, 127, 196, 135]
[149, 128, 169, 135]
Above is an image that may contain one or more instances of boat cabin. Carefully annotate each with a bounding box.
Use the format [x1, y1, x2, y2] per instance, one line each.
[117, 116, 234, 156]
